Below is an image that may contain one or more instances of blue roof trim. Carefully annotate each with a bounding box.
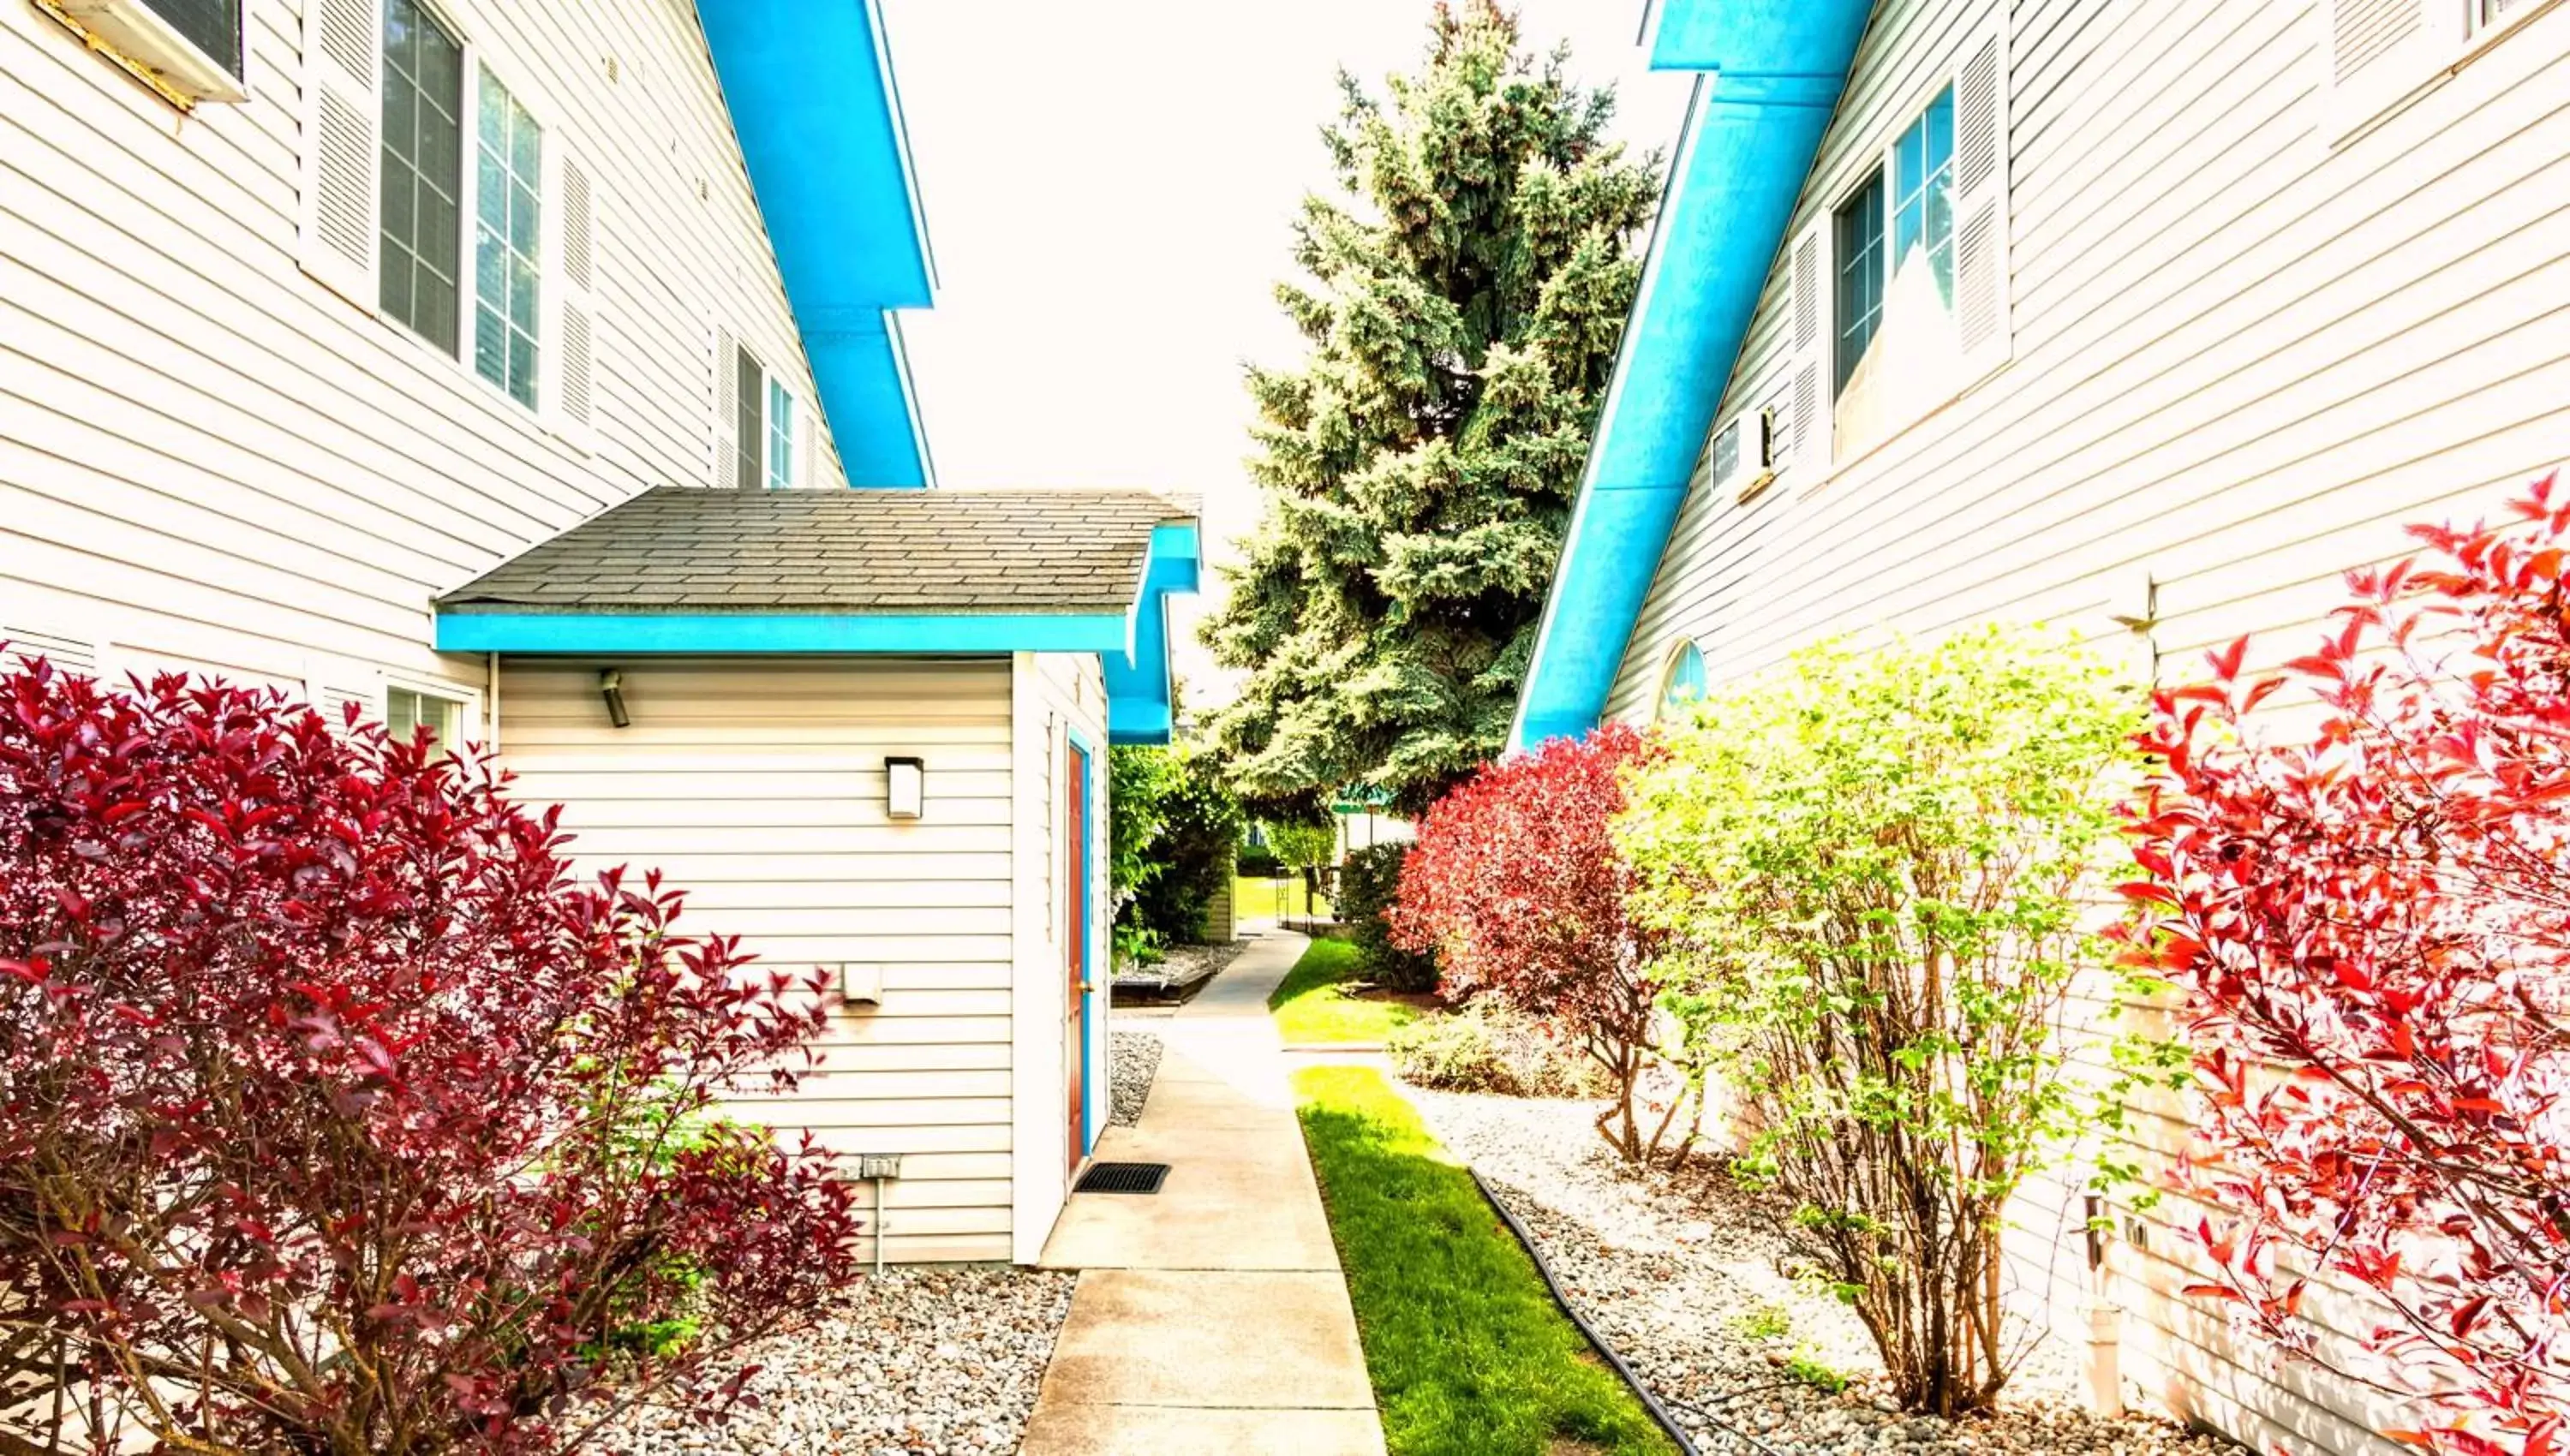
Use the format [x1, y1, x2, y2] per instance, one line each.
[700, 0, 936, 487]
[1105, 522, 1202, 746]
[1510, 0, 1873, 750]
[435, 612, 1127, 655]
[436, 522, 1203, 745]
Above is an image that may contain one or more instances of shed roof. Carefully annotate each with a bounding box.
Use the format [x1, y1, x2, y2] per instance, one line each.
[437, 486, 1196, 617]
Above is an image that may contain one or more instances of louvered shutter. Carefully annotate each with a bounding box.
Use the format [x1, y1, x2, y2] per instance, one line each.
[1, 624, 100, 679]
[299, 0, 383, 305]
[711, 320, 738, 486]
[553, 151, 601, 453]
[2321, 0, 2444, 141]
[1786, 220, 1832, 481]
[1952, 18, 2012, 383]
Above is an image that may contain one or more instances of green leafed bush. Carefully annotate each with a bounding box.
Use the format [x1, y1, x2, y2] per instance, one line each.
[1614, 624, 2142, 1418]
[1336, 842, 1436, 993]
[1385, 1000, 1608, 1098]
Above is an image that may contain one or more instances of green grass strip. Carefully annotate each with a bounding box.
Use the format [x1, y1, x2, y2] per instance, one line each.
[1268, 936, 1421, 1046]
[1292, 1065, 1679, 1456]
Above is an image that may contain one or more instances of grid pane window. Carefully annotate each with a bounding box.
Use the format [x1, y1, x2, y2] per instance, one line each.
[765, 379, 796, 489]
[1659, 641, 1707, 721]
[378, 0, 463, 352]
[1833, 170, 1886, 392]
[1892, 87, 1956, 315]
[387, 688, 463, 751]
[734, 348, 764, 490]
[474, 69, 542, 409]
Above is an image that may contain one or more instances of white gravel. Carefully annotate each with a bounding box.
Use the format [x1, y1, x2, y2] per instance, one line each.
[1109, 1026, 1163, 1126]
[1402, 1087, 2250, 1456]
[595, 1265, 1074, 1456]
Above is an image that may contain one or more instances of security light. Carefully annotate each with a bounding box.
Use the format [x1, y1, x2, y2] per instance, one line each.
[885, 756, 924, 819]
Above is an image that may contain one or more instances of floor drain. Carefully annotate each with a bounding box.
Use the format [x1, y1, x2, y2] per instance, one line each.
[1076, 1161, 1170, 1195]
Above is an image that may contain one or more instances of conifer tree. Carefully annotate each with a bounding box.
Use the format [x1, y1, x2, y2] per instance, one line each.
[1202, 1, 1659, 816]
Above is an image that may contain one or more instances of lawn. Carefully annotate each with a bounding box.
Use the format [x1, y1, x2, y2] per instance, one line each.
[1292, 1065, 1677, 1456]
[1268, 935, 1419, 1046]
[1231, 873, 1331, 924]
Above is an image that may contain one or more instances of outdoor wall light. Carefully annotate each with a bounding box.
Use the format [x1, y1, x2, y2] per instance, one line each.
[885, 756, 925, 820]
[598, 669, 630, 728]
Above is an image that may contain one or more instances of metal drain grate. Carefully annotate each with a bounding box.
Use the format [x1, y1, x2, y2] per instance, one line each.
[1075, 1161, 1170, 1195]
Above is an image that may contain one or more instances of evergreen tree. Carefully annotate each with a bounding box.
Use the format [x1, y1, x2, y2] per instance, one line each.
[1202, 1, 1659, 817]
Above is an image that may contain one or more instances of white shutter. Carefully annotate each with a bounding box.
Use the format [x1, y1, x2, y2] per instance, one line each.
[2, 624, 100, 679]
[711, 320, 739, 487]
[299, 0, 383, 306]
[1952, 17, 2012, 383]
[552, 150, 601, 453]
[2320, 0, 2447, 143]
[1787, 220, 1832, 481]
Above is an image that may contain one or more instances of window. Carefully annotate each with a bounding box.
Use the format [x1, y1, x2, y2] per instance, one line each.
[1784, 24, 2006, 485]
[378, 0, 463, 352]
[729, 345, 804, 490]
[1658, 641, 1707, 721]
[765, 379, 796, 490]
[2475, 0, 2535, 30]
[474, 68, 542, 409]
[140, 0, 242, 79]
[386, 686, 464, 751]
[2327, 0, 2546, 141]
[1892, 89, 1957, 335]
[1832, 170, 1885, 393]
[305, 1, 590, 429]
[1835, 86, 1959, 457]
[734, 346, 765, 490]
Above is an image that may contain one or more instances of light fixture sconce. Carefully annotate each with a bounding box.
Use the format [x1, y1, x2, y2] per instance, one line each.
[599, 669, 630, 728]
[885, 756, 925, 820]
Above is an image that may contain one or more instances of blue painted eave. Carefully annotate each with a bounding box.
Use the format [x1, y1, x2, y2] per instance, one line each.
[435, 612, 1127, 655]
[437, 519, 1204, 746]
[1509, 0, 1873, 750]
[701, 0, 936, 487]
[1106, 522, 1202, 746]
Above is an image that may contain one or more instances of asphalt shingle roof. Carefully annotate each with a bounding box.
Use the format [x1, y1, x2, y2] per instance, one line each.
[437, 487, 1197, 616]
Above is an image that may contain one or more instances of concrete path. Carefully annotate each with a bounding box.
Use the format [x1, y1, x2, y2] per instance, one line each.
[1022, 930, 1386, 1456]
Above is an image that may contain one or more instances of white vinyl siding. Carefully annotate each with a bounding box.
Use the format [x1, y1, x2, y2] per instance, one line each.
[497, 657, 1022, 1267]
[1, 0, 841, 711]
[1602, 1, 2570, 1451]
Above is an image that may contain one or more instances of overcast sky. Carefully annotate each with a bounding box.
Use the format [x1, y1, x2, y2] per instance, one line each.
[875, 0, 1694, 692]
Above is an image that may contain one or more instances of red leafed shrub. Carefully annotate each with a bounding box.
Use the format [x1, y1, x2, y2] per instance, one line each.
[2121, 474, 2570, 1455]
[1389, 724, 1679, 1161]
[0, 661, 862, 1453]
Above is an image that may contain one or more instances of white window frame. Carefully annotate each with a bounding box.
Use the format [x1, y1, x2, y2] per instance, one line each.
[1655, 638, 1708, 722]
[726, 344, 814, 491]
[2321, 0, 2562, 145]
[1784, 12, 2010, 492]
[301, 0, 595, 447]
[381, 676, 484, 754]
[45, 0, 249, 105]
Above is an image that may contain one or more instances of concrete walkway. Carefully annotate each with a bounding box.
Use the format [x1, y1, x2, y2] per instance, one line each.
[1022, 930, 1386, 1456]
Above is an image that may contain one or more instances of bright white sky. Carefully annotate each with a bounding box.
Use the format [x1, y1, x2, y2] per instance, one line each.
[876, 1, 1694, 694]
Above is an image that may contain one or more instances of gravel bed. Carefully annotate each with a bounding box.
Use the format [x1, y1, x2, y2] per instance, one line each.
[1113, 938, 1249, 995]
[1402, 1087, 2248, 1456]
[597, 1265, 1074, 1456]
[1109, 1026, 1163, 1126]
